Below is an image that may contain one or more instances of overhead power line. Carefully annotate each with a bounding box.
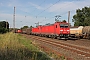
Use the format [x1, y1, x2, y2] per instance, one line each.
[36, 0, 60, 17]
[26, 0, 80, 18]
[38, 0, 46, 6]
[25, 0, 90, 22]
[36, 0, 85, 18]
[28, 0, 46, 15]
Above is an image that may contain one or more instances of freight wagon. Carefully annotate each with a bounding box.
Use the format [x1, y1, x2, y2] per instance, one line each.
[82, 26, 90, 39]
[26, 28, 32, 35]
[70, 26, 90, 39]
[22, 28, 27, 34]
[70, 26, 83, 38]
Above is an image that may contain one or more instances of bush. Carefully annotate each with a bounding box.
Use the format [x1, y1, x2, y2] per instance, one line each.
[0, 28, 8, 34]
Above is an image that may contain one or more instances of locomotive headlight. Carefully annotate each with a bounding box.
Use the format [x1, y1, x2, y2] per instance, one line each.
[60, 30, 63, 31]
[67, 30, 70, 31]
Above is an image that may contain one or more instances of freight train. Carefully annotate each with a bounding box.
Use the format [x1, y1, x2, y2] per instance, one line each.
[19, 22, 70, 39]
[16, 22, 90, 40]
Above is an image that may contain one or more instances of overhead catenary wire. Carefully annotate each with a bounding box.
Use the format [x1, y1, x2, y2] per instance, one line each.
[28, 0, 90, 19]
[42, 1, 90, 20]
[36, 0, 81, 17]
[26, 0, 80, 18]
[38, 6, 89, 26]
[27, 0, 46, 15]
[36, 0, 60, 17]
[39, 4, 90, 24]
[24, 0, 90, 26]
[35, 0, 79, 18]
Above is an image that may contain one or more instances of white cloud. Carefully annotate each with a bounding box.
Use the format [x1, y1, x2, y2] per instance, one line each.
[29, 2, 44, 10]
[47, 0, 90, 13]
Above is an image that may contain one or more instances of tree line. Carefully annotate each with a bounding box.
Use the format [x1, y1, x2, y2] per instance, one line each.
[0, 21, 9, 33]
[72, 7, 90, 26]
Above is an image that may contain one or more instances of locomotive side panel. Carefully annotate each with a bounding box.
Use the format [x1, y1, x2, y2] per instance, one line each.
[32, 27, 39, 35]
[54, 23, 60, 35]
[40, 25, 54, 35]
[41, 26, 48, 34]
[48, 25, 54, 34]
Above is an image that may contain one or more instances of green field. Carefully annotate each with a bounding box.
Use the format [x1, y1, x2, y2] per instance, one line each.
[0, 32, 51, 60]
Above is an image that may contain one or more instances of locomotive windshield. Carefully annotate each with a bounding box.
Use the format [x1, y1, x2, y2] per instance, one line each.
[60, 24, 68, 28]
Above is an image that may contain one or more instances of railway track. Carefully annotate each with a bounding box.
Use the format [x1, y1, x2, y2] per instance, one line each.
[22, 34, 90, 60]
[60, 39, 90, 48]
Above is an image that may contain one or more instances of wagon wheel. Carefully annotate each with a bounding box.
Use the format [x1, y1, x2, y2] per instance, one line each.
[57, 37, 60, 40]
[77, 36, 80, 40]
[53, 35, 57, 39]
[51, 35, 54, 39]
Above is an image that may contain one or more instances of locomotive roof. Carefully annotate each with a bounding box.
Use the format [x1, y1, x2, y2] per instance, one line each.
[36, 22, 68, 27]
[55, 22, 67, 23]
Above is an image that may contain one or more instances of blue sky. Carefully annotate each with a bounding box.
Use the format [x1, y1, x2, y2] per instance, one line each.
[0, 0, 90, 28]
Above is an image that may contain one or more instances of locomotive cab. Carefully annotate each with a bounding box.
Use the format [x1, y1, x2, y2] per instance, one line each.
[54, 22, 70, 39]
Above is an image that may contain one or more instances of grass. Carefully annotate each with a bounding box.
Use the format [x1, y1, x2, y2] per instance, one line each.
[0, 32, 51, 60]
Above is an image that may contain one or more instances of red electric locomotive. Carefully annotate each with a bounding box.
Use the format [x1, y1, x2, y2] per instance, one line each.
[32, 22, 70, 39]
